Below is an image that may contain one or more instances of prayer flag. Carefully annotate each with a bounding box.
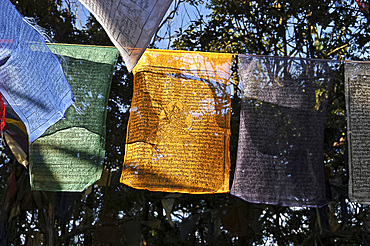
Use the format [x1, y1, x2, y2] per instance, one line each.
[4, 105, 28, 167]
[231, 55, 339, 207]
[0, 0, 73, 142]
[345, 62, 370, 204]
[121, 49, 232, 193]
[78, 0, 173, 71]
[29, 44, 119, 191]
[0, 94, 5, 133]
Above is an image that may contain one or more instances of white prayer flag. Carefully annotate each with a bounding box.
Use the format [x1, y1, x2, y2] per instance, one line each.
[78, 0, 173, 71]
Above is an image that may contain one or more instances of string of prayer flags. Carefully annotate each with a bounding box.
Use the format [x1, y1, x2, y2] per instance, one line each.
[29, 44, 119, 191]
[231, 55, 339, 207]
[345, 62, 370, 204]
[0, 0, 73, 142]
[78, 0, 173, 71]
[120, 49, 232, 193]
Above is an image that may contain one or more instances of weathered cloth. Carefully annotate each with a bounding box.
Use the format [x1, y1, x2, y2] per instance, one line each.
[121, 49, 232, 193]
[4, 103, 28, 167]
[345, 62, 370, 204]
[0, 0, 73, 142]
[78, 0, 173, 71]
[0, 94, 4, 133]
[29, 44, 119, 191]
[3, 99, 29, 167]
[231, 55, 339, 207]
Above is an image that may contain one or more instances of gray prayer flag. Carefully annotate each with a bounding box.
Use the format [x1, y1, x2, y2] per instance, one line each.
[231, 55, 339, 207]
[345, 62, 370, 204]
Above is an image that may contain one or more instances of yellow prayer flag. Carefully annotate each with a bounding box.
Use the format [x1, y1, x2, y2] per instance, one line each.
[120, 49, 233, 193]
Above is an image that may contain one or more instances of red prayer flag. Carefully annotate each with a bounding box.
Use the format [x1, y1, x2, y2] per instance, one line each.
[0, 94, 5, 132]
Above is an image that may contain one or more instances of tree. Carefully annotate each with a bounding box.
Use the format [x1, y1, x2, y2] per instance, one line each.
[171, 0, 370, 245]
[1, 0, 370, 245]
[172, 0, 369, 60]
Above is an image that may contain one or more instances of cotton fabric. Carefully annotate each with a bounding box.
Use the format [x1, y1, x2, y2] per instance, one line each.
[0, 95, 5, 133]
[121, 49, 232, 193]
[29, 44, 119, 191]
[78, 0, 173, 71]
[345, 62, 370, 204]
[0, 0, 73, 142]
[231, 55, 339, 207]
[4, 105, 28, 167]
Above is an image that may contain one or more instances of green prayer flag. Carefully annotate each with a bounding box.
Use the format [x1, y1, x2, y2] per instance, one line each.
[29, 44, 119, 191]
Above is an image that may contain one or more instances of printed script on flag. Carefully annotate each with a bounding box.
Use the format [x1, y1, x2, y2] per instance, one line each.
[0, 0, 73, 142]
[78, 0, 173, 71]
[29, 44, 119, 191]
[345, 62, 370, 204]
[121, 49, 233, 193]
[231, 55, 339, 207]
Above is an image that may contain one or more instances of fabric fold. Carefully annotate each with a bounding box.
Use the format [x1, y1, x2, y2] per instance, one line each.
[120, 49, 232, 193]
[4, 105, 29, 167]
[0, 0, 73, 142]
[231, 55, 339, 207]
